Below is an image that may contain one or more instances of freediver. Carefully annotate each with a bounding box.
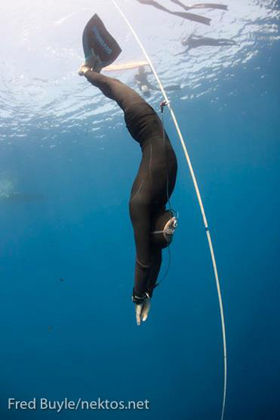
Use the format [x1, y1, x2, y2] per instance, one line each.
[136, 0, 228, 25]
[135, 66, 180, 97]
[79, 16, 178, 326]
[177, 34, 237, 53]
[136, 0, 211, 25]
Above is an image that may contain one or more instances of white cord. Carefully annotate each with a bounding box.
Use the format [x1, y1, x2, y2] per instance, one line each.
[110, 2, 227, 419]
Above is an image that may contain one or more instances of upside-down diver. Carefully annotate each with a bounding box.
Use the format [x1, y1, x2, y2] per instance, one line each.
[79, 15, 178, 326]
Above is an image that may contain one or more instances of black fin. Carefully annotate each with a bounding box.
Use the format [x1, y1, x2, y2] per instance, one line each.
[82, 14, 122, 67]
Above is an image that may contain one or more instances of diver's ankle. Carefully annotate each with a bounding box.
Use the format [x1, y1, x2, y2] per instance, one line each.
[78, 64, 91, 76]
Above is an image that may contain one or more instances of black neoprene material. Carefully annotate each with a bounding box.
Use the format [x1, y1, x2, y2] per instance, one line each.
[85, 71, 177, 298]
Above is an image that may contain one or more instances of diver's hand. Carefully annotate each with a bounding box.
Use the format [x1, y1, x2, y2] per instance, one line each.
[133, 294, 151, 326]
[135, 299, 151, 326]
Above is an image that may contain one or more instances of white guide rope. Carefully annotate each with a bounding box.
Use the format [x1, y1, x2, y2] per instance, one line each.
[110, 1, 227, 419]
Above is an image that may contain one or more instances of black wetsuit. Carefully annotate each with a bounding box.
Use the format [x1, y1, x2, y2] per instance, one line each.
[85, 71, 177, 298]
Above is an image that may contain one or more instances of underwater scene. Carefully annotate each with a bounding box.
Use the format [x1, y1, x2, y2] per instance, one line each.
[0, 0, 280, 419]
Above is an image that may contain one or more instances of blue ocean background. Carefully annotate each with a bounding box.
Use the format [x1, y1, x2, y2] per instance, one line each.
[0, 1, 279, 419]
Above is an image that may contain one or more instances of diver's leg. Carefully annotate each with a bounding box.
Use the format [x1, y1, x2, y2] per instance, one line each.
[84, 70, 146, 111]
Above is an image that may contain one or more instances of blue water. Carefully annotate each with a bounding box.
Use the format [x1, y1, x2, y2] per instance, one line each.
[0, 1, 280, 419]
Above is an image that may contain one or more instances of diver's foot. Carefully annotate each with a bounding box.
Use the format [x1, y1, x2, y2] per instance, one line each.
[78, 49, 103, 76]
[78, 64, 91, 76]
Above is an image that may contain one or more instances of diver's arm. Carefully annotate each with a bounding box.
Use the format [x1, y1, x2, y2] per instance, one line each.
[132, 243, 163, 300]
[146, 247, 162, 297]
[133, 247, 162, 326]
[130, 199, 153, 299]
[130, 198, 159, 325]
[132, 261, 153, 326]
